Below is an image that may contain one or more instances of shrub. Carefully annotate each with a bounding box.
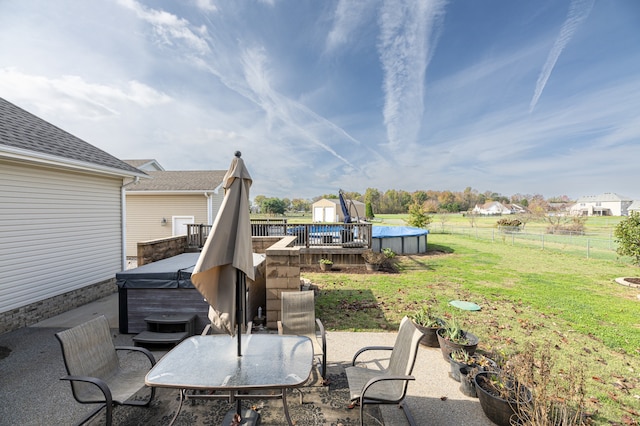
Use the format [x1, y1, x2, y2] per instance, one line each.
[614, 211, 640, 266]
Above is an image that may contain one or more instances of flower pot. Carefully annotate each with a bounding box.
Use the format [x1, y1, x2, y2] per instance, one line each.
[436, 328, 479, 361]
[458, 367, 477, 398]
[449, 354, 469, 382]
[474, 371, 532, 426]
[319, 263, 333, 271]
[413, 322, 442, 348]
[365, 262, 379, 271]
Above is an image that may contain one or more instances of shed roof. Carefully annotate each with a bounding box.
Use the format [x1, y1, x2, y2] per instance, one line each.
[0, 97, 143, 176]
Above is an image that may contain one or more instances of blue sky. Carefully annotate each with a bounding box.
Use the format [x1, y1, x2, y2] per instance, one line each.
[1, 0, 639, 200]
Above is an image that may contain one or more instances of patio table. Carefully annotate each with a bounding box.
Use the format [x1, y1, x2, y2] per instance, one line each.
[145, 334, 313, 425]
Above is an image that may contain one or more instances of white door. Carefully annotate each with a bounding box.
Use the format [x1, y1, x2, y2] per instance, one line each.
[325, 207, 336, 223]
[313, 207, 324, 222]
[173, 216, 194, 236]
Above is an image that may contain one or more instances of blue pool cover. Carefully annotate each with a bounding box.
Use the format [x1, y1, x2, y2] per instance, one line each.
[372, 226, 429, 238]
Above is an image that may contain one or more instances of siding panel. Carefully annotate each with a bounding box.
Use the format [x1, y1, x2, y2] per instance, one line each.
[0, 161, 123, 313]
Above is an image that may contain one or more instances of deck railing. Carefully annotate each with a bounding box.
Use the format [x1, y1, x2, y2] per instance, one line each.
[187, 221, 371, 249]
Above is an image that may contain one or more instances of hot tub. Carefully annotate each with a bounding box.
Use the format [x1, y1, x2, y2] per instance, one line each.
[371, 226, 429, 254]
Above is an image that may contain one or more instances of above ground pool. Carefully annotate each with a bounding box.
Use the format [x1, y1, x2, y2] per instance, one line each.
[371, 226, 429, 254]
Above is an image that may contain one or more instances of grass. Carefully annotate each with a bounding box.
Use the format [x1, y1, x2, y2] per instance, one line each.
[303, 233, 640, 425]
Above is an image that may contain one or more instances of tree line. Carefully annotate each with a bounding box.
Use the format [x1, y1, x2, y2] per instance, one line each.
[253, 188, 572, 216]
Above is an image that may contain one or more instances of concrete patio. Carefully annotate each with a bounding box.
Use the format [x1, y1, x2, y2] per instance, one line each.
[0, 293, 494, 425]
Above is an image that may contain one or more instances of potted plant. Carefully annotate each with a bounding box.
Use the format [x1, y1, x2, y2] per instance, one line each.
[436, 318, 479, 361]
[318, 258, 333, 271]
[474, 371, 532, 426]
[459, 366, 479, 398]
[361, 250, 386, 271]
[409, 306, 445, 347]
[449, 351, 498, 381]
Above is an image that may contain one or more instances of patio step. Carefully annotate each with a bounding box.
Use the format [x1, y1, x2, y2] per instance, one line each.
[132, 330, 188, 346]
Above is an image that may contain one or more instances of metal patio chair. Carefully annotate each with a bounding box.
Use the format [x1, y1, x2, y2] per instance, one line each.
[345, 316, 423, 426]
[277, 290, 327, 384]
[55, 315, 156, 425]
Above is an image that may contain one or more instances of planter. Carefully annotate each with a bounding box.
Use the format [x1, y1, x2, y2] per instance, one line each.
[450, 352, 498, 381]
[474, 371, 532, 426]
[436, 328, 479, 361]
[365, 262, 379, 271]
[413, 322, 442, 348]
[458, 367, 477, 398]
[319, 263, 333, 271]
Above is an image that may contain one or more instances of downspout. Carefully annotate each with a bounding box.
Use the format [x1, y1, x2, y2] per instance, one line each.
[121, 177, 139, 270]
[204, 192, 212, 224]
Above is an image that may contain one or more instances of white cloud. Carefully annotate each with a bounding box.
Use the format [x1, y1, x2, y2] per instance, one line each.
[378, 0, 447, 147]
[529, 0, 594, 112]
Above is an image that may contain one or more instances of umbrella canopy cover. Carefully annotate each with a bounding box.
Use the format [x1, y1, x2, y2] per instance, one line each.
[191, 154, 254, 335]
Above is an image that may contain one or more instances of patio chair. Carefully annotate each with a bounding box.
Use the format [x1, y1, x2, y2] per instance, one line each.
[345, 316, 423, 426]
[201, 306, 253, 335]
[277, 290, 327, 384]
[55, 315, 156, 425]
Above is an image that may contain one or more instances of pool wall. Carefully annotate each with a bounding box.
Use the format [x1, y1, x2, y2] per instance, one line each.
[371, 226, 429, 254]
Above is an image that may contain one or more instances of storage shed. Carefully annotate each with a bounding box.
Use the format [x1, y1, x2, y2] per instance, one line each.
[312, 198, 365, 223]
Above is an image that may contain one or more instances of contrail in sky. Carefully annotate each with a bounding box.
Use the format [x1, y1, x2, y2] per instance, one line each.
[529, 0, 594, 112]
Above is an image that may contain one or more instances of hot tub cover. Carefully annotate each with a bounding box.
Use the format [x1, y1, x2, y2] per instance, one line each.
[372, 226, 429, 238]
[116, 253, 265, 289]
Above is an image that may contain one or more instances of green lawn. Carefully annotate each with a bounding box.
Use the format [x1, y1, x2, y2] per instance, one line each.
[303, 233, 640, 425]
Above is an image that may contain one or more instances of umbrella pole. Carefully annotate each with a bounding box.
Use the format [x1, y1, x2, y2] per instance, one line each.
[236, 269, 245, 357]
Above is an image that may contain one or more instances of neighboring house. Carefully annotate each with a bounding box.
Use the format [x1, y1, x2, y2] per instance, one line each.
[569, 193, 634, 216]
[472, 201, 513, 215]
[122, 161, 227, 257]
[0, 97, 146, 333]
[628, 200, 640, 214]
[312, 198, 366, 222]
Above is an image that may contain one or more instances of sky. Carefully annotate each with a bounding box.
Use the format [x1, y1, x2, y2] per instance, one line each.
[1, 0, 639, 201]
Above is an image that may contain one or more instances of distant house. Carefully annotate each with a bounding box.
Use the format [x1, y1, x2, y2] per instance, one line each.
[472, 201, 513, 215]
[626, 200, 640, 214]
[0, 97, 146, 333]
[312, 198, 366, 223]
[122, 161, 226, 257]
[569, 193, 634, 216]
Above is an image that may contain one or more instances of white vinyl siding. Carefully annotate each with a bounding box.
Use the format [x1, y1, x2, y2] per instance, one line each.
[0, 161, 123, 313]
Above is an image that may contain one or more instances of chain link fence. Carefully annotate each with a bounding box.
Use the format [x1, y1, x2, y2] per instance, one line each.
[429, 225, 620, 261]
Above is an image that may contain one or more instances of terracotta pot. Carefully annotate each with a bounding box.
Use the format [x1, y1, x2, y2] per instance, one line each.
[319, 263, 333, 271]
[436, 328, 479, 361]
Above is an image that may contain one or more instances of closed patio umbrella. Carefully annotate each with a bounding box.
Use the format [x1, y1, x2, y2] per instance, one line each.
[191, 151, 254, 351]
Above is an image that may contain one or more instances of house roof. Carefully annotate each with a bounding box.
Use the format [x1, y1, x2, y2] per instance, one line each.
[123, 159, 165, 171]
[575, 192, 633, 202]
[0, 97, 144, 177]
[126, 170, 227, 192]
[628, 200, 640, 211]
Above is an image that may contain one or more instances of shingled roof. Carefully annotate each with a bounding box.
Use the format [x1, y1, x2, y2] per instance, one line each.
[0, 97, 143, 176]
[126, 170, 227, 192]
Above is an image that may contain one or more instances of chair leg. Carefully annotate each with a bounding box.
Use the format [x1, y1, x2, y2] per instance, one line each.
[105, 402, 113, 426]
[399, 400, 417, 426]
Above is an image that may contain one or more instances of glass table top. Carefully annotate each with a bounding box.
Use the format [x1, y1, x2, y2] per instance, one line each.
[145, 334, 313, 390]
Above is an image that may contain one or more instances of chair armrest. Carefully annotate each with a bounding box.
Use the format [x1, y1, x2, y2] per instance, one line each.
[115, 345, 156, 366]
[316, 318, 326, 350]
[277, 320, 283, 335]
[361, 375, 415, 402]
[351, 346, 394, 366]
[60, 375, 113, 405]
